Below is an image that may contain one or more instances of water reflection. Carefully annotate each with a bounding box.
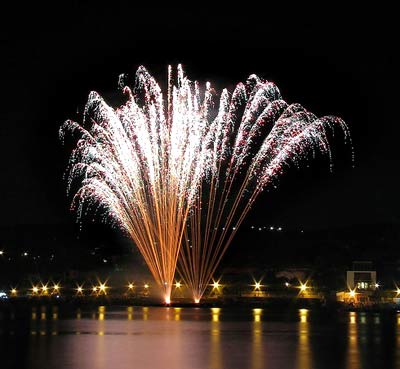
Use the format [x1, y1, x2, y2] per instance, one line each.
[143, 307, 149, 321]
[127, 306, 133, 320]
[346, 311, 360, 369]
[3, 306, 399, 369]
[174, 307, 181, 321]
[209, 307, 222, 369]
[297, 309, 312, 369]
[252, 308, 263, 369]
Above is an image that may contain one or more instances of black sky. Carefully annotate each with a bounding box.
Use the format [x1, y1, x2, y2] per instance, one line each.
[0, 3, 397, 233]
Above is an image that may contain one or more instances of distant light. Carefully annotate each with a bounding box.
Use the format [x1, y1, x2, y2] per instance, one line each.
[42, 285, 48, 292]
[278, 227, 282, 231]
[270, 226, 274, 230]
[285, 282, 290, 287]
[32, 286, 39, 293]
[194, 298, 200, 304]
[397, 288, 400, 295]
[76, 286, 84, 294]
[165, 297, 171, 304]
[212, 280, 220, 289]
[349, 289, 356, 298]
[99, 283, 107, 293]
[53, 284, 60, 291]
[254, 282, 261, 290]
[11, 288, 17, 295]
[299, 282, 307, 292]
[144, 284, 149, 289]
[375, 283, 380, 289]
[0, 250, 4, 255]
[128, 283, 134, 290]
[92, 286, 98, 292]
[175, 282, 181, 288]
[103, 259, 108, 263]
[23, 252, 28, 256]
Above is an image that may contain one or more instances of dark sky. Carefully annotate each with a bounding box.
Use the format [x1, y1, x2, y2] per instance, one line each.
[0, 3, 397, 233]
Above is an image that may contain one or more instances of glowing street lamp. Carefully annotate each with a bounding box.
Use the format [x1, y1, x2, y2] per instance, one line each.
[10, 288, 17, 296]
[212, 280, 220, 289]
[32, 286, 39, 294]
[298, 282, 308, 294]
[349, 289, 356, 298]
[98, 283, 108, 295]
[175, 281, 182, 288]
[53, 284, 60, 293]
[144, 284, 149, 289]
[128, 283, 134, 290]
[76, 285, 84, 295]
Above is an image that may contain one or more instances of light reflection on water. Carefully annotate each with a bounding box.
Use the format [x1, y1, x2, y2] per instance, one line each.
[0, 306, 399, 369]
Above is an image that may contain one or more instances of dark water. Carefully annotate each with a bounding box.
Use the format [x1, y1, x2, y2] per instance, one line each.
[1, 305, 399, 369]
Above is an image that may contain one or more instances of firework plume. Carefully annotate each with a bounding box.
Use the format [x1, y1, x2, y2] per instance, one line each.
[60, 65, 351, 303]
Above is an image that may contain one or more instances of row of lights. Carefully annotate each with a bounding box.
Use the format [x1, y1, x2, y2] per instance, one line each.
[6, 279, 310, 296]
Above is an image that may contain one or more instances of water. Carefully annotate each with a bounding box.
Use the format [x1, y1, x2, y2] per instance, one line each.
[0, 306, 399, 369]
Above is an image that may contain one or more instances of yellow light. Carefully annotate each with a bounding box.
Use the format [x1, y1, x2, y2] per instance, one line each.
[92, 286, 98, 292]
[11, 288, 17, 295]
[299, 282, 307, 292]
[212, 280, 220, 289]
[299, 308, 308, 323]
[165, 296, 171, 304]
[396, 288, 400, 295]
[194, 298, 200, 304]
[42, 286, 48, 292]
[77, 286, 83, 293]
[175, 282, 181, 288]
[349, 289, 356, 298]
[53, 284, 60, 291]
[32, 286, 39, 293]
[0, 250, 3, 255]
[254, 282, 261, 290]
[144, 284, 149, 289]
[99, 283, 107, 293]
[128, 283, 134, 290]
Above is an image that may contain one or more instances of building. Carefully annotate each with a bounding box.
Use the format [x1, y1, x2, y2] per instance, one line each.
[346, 261, 377, 290]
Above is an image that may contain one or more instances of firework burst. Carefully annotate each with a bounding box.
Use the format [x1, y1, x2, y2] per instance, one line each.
[60, 65, 351, 303]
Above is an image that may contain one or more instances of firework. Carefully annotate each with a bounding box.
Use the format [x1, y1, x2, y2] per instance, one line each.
[60, 65, 351, 303]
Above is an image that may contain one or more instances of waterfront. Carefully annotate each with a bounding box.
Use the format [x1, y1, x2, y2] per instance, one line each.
[1, 306, 399, 369]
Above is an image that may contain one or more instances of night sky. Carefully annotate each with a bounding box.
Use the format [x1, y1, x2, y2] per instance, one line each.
[0, 3, 397, 239]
